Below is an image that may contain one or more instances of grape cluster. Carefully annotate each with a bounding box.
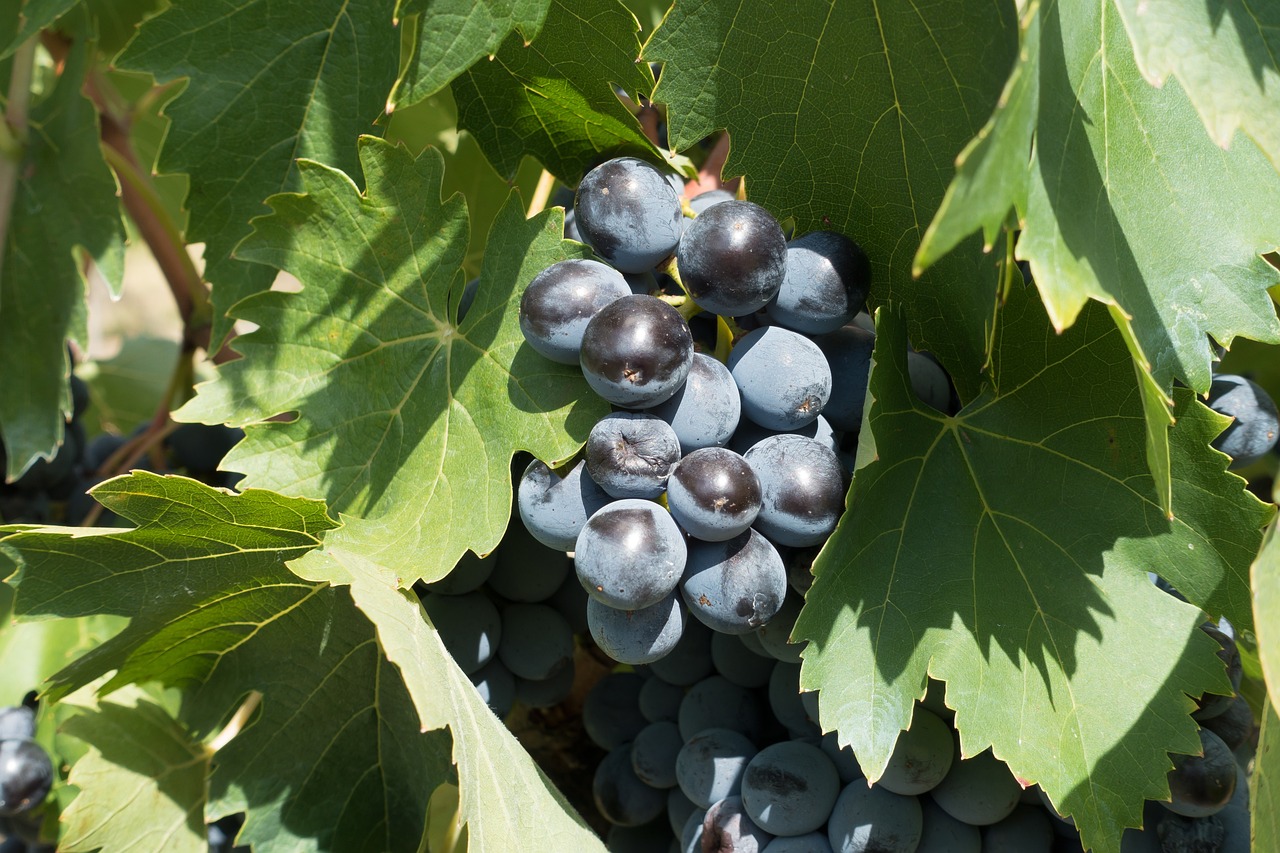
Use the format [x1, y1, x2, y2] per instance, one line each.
[0, 704, 53, 853]
[0, 367, 244, 528]
[512, 155, 949, 669]
[580, 655, 1118, 852]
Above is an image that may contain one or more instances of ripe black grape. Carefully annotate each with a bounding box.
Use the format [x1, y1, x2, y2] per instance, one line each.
[740, 741, 840, 836]
[745, 434, 845, 548]
[766, 231, 871, 334]
[587, 592, 688, 665]
[574, 157, 684, 273]
[518, 258, 631, 364]
[1206, 373, 1279, 467]
[678, 200, 787, 316]
[729, 327, 832, 431]
[681, 530, 787, 634]
[579, 295, 694, 408]
[0, 740, 52, 816]
[666, 448, 762, 542]
[517, 458, 611, 552]
[585, 412, 681, 499]
[575, 499, 687, 610]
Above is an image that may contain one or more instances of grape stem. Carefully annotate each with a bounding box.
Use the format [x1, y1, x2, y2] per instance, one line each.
[208, 691, 263, 752]
[0, 37, 37, 302]
[657, 294, 703, 322]
[528, 169, 556, 216]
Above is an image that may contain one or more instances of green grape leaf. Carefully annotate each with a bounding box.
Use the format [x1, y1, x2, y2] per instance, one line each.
[0, 583, 124, 707]
[917, 0, 1280, 400]
[116, 0, 403, 350]
[1114, 0, 1280, 171]
[0, 0, 81, 57]
[0, 42, 126, 480]
[1255, 522, 1280, 710]
[390, 0, 551, 109]
[60, 697, 210, 853]
[794, 286, 1272, 853]
[452, 0, 661, 182]
[177, 136, 606, 587]
[643, 0, 1018, 400]
[309, 568, 605, 852]
[4, 473, 457, 852]
[1256, 698, 1280, 852]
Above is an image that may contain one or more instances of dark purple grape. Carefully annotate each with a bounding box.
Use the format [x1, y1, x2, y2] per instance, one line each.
[678, 675, 766, 742]
[710, 632, 774, 689]
[666, 448, 761, 542]
[583, 672, 648, 750]
[1163, 727, 1236, 818]
[669, 787, 700, 837]
[908, 350, 953, 413]
[1206, 373, 1279, 467]
[0, 740, 52, 816]
[420, 591, 501, 675]
[587, 592, 688, 665]
[703, 796, 774, 852]
[519, 259, 631, 364]
[487, 521, 571, 602]
[766, 231, 870, 334]
[469, 658, 515, 716]
[1201, 695, 1252, 752]
[755, 591, 805, 663]
[585, 412, 681, 499]
[827, 783, 922, 852]
[422, 550, 494, 595]
[639, 675, 686, 724]
[496, 603, 574, 680]
[1192, 621, 1242, 721]
[877, 707, 954, 796]
[580, 295, 695, 408]
[744, 434, 845, 547]
[517, 458, 611, 552]
[678, 200, 787, 316]
[513, 664, 575, 709]
[727, 415, 839, 457]
[648, 617, 715, 686]
[594, 744, 668, 826]
[649, 353, 742, 453]
[631, 720, 684, 789]
[816, 325, 876, 432]
[575, 499, 687, 610]
[689, 189, 735, 215]
[681, 530, 787, 634]
[767, 662, 818, 737]
[930, 744, 1021, 826]
[574, 157, 684, 273]
[729, 327, 832, 431]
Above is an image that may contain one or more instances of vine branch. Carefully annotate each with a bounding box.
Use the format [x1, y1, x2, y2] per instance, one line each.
[0, 37, 38, 295]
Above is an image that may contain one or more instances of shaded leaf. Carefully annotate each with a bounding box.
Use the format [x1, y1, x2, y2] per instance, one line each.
[0, 0, 81, 57]
[390, 0, 552, 109]
[794, 286, 1271, 853]
[178, 137, 606, 587]
[60, 697, 209, 853]
[0, 42, 126, 480]
[117, 0, 403, 349]
[452, 0, 661, 182]
[5, 473, 454, 852]
[643, 0, 1018, 400]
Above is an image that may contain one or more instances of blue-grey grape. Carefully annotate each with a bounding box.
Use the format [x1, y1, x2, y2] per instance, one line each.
[727, 415, 839, 457]
[766, 231, 870, 334]
[827, 783, 922, 853]
[767, 662, 818, 737]
[469, 657, 515, 716]
[519, 259, 631, 364]
[496, 603, 574, 680]
[729, 327, 832, 431]
[0, 708, 34, 743]
[1193, 621, 1242, 721]
[678, 200, 787, 316]
[422, 549, 494, 595]
[676, 728, 759, 808]
[584, 673, 649, 750]
[546, 569, 590, 634]
[929, 743, 1021, 826]
[681, 530, 787, 634]
[666, 448, 761, 542]
[594, 744, 668, 826]
[681, 808, 708, 853]
[982, 805, 1053, 852]
[518, 458, 611, 551]
[907, 350, 952, 413]
[741, 740, 840, 836]
[745, 434, 844, 548]
[917, 795, 980, 852]
[488, 520, 571, 602]
[0, 740, 52, 815]
[587, 591, 688, 665]
[689, 189, 734, 215]
[631, 721, 684, 789]
[816, 325, 875, 432]
[703, 796, 774, 852]
[575, 157, 684, 273]
[755, 591, 805, 663]
[1202, 695, 1252, 752]
[420, 591, 501, 675]
[580, 295, 694, 408]
[648, 617, 715, 686]
[576, 499, 687, 610]
[764, 835, 833, 852]
[640, 675, 687, 723]
[711, 632, 774, 688]
[678, 675, 766, 742]
[877, 707, 954, 796]
[586, 412, 681, 499]
[668, 787, 699, 837]
[820, 732, 865, 785]
[514, 663, 576, 709]
[649, 353, 742, 453]
[1206, 373, 1279, 467]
